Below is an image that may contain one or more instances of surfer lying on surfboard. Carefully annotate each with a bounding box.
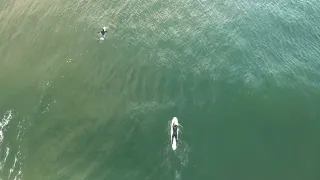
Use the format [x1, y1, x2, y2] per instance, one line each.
[98, 27, 107, 41]
[100, 27, 107, 36]
[172, 123, 178, 143]
[170, 117, 179, 150]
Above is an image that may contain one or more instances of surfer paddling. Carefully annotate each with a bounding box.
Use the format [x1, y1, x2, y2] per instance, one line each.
[171, 117, 179, 150]
[172, 123, 178, 143]
[98, 27, 108, 41]
[100, 27, 107, 36]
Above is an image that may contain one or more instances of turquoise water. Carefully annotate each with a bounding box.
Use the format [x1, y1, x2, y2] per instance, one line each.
[1, 0, 320, 179]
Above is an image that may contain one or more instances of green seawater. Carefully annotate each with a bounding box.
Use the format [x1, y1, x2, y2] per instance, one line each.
[1, 0, 320, 179]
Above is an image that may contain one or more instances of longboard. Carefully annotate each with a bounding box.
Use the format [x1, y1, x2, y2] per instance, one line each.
[171, 117, 179, 150]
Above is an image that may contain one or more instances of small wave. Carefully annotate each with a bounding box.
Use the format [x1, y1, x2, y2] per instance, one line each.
[0, 110, 26, 180]
[0, 110, 12, 143]
[0, 111, 13, 171]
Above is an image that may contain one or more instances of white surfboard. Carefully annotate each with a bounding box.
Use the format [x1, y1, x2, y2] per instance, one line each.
[171, 117, 179, 150]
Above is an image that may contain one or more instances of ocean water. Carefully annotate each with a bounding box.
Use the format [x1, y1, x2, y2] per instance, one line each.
[1, 0, 320, 179]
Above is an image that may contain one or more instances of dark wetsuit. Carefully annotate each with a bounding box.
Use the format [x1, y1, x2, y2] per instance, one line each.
[172, 124, 178, 143]
[100, 29, 107, 36]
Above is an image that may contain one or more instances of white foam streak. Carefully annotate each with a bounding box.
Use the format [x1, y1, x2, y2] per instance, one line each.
[0, 147, 9, 170]
[8, 156, 18, 178]
[0, 110, 12, 143]
[0, 110, 25, 180]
